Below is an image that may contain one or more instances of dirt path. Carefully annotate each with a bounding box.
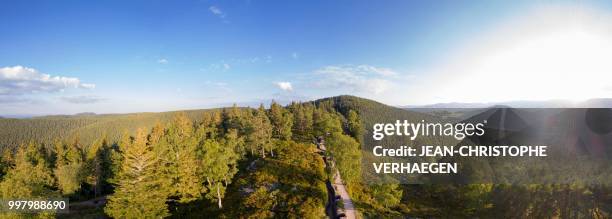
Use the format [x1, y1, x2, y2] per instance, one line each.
[69, 196, 107, 208]
[333, 171, 356, 219]
[317, 137, 359, 219]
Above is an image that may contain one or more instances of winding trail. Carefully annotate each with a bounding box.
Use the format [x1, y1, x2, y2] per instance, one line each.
[317, 137, 358, 219]
[333, 170, 356, 219]
[69, 196, 107, 208]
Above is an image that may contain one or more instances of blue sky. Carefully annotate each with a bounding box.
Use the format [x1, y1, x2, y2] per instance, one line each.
[2, 0, 612, 115]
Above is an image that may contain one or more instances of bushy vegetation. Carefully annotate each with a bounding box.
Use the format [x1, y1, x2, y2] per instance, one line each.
[0, 100, 367, 218]
[0, 95, 609, 218]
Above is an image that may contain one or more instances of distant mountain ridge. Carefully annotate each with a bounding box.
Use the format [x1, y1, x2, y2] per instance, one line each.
[0, 108, 222, 149]
[403, 98, 612, 108]
[0, 95, 440, 150]
[2, 95, 611, 150]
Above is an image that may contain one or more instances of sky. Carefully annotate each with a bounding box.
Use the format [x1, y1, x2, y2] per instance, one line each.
[2, 0, 612, 116]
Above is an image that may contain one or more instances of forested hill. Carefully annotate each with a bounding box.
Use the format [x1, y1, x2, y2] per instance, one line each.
[0, 95, 609, 218]
[313, 95, 439, 128]
[0, 109, 222, 149]
[0, 95, 400, 218]
[0, 95, 432, 149]
[313, 96, 453, 150]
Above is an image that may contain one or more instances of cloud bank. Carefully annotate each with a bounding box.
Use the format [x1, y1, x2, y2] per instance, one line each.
[61, 95, 106, 104]
[0, 66, 95, 95]
[311, 65, 398, 95]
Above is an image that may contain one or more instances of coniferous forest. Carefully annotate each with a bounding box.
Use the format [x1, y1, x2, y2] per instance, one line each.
[0, 95, 610, 218]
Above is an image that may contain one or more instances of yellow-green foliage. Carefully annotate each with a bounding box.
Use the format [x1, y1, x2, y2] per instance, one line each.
[0, 143, 57, 218]
[233, 141, 327, 218]
[326, 132, 362, 185]
[54, 140, 85, 196]
[0, 109, 222, 150]
[104, 129, 169, 218]
[0, 95, 609, 218]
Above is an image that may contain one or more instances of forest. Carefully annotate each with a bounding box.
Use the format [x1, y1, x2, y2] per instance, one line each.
[0, 95, 610, 218]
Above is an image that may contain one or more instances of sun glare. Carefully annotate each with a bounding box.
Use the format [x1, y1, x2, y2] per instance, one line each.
[471, 30, 612, 102]
[415, 6, 612, 104]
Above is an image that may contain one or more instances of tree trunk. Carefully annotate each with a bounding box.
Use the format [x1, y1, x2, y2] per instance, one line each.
[261, 146, 266, 158]
[217, 184, 223, 209]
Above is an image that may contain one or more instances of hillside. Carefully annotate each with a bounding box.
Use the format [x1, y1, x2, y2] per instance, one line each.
[314, 95, 440, 126]
[0, 95, 610, 218]
[404, 98, 612, 108]
[0, 109, 222, 149]
[310, 96, 467, 186]
[0, 95, 443, 149]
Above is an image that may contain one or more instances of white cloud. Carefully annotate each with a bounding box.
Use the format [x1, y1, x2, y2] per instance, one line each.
[355, 65, 397, 76]
[275, 82, 293, 91]
[202, 62, 231, 72]
[80, 83, 96, 89]
[216, 82, 228, 86]
[209, 6, 226, 18]
[203, 55, 273, 70]
[205, 81, 232, 92]
[0, 66, 95, 95]
[0, 96, 31, 104]
[61, 95, 106, 104]
[158, 58, 168, 64]
[311, 65, 398, 94]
